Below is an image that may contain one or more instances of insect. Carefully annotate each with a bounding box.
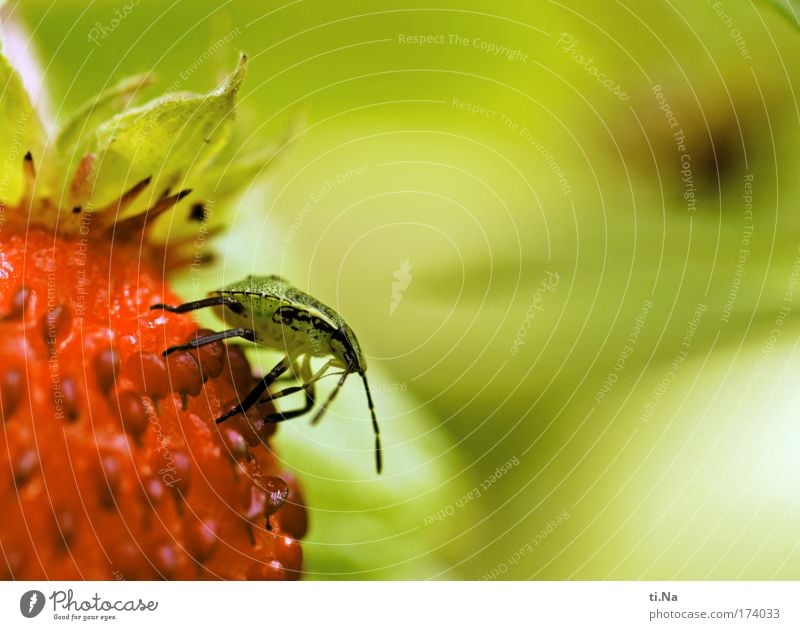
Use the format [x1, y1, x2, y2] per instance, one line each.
[151, 275, 382, 473]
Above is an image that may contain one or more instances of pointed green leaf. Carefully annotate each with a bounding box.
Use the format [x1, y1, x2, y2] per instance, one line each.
[0, 46, 45, 205]
[86, 54, 246, 210]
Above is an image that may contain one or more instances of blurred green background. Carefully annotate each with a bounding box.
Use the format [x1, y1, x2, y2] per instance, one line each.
[10, 0, 800, 578]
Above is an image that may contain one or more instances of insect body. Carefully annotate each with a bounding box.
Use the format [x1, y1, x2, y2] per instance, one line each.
[151, 275, 381, 473]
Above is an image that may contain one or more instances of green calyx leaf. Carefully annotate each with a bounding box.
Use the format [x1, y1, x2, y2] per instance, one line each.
[84, 53, 247, 211]
[36, 73, 153, 204]
[0, 44, 45, 205]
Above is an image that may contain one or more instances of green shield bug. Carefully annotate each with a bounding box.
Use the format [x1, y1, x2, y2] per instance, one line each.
[151, 275, 382, 473]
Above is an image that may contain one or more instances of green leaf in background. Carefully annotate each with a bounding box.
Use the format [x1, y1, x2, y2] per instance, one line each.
[0, 43, 44, 206]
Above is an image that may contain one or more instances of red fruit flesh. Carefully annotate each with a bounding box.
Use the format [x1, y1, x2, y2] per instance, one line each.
[0, 228, 306, 579]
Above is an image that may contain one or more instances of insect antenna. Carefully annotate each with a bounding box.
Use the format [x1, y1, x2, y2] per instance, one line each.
[360, 373, 382, 474]
[308, 370, 382, 474]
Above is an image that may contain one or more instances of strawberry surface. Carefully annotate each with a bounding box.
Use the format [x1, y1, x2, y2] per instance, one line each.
[0, 226, 306, 580]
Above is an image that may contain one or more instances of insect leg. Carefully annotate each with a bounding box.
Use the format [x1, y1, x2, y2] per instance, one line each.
[308, 370, 349, 429]
[160, 328, 256, 357]
[258, 370, 346, 407]
[261, 359, 337, 423]
[228, 342, 297, 383]
[151, 295, 245, 315]
[256, 354, 312, 406]
[216, 356, 292, 424]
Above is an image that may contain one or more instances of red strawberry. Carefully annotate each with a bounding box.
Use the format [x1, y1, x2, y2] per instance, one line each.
[0, 217, 306, 580]
[0, 49, 306, 580]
